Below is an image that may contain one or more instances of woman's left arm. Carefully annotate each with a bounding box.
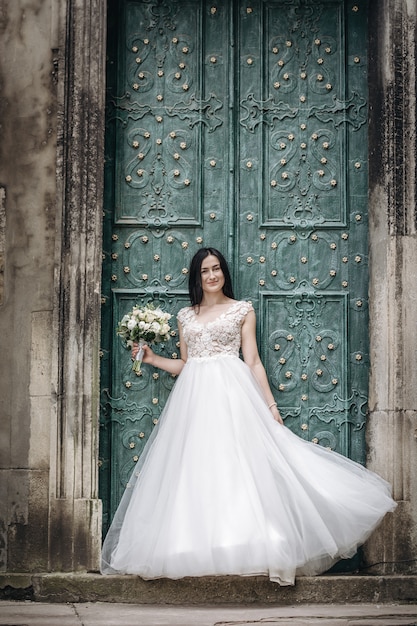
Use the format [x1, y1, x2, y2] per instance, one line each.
[241, 309, 284, 425]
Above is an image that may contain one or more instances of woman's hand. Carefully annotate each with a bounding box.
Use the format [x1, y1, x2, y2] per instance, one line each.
[270, 405, 284, 425]
[130, 324, 186, 377]
[131, 342, 155, 365]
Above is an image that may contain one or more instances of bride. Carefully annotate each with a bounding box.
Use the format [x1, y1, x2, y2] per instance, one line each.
[101, 247, 396, 586]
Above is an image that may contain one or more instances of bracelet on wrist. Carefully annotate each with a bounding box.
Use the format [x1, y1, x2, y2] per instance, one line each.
[268, 401, 277, 410]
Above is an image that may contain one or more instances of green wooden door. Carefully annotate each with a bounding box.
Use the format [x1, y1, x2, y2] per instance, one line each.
[100, 0, 369, 531]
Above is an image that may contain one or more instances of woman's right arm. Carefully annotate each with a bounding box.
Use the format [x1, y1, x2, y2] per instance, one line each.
[133, 320, 187, 376]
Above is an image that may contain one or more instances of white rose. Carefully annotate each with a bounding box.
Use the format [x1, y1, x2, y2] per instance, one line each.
[160, 323, 170, 335]
[127, 319, 137, 330]
[138, 321, 146, 330]
[150, 321, 161, 334]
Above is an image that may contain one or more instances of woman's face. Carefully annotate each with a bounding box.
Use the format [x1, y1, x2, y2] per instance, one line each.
[200, 254, 225, 295]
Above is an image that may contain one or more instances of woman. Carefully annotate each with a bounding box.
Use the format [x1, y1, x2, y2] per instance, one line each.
[101, 247, 396, 585]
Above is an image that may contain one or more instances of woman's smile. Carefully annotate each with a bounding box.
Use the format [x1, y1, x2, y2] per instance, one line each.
[200, 254, 225, 292]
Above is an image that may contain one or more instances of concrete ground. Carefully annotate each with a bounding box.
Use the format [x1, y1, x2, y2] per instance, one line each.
[0, 602, 417, 626]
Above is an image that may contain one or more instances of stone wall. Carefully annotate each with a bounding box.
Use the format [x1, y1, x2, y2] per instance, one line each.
[0, 0, 105, 572]
[0, 0, 416, 579]
[48, 0, 105, 572]
[0, 0, 59, 571]
[364, 0, 417, 574]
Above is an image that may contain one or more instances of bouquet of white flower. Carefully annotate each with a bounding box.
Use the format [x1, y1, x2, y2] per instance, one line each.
[116, 303, 172, 372]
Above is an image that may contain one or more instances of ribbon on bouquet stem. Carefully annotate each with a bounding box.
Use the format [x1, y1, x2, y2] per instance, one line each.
[132, 339, 145, 372]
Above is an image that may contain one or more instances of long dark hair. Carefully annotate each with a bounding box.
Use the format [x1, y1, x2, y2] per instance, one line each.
[188, 248, 234, 306]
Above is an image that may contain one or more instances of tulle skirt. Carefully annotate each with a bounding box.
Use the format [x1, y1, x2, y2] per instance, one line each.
[101, 354, 396, 585]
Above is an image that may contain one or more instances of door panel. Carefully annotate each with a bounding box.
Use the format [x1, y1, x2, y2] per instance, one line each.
[100, 0, 368, 529]
[237, 0, 368, 462]
[101, 0, 235, 528]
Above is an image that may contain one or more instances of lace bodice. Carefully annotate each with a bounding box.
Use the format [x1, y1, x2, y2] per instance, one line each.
[177, 300, 254, 360]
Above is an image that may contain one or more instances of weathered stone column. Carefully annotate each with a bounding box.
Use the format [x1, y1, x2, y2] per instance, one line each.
[366, 0, 417, 573]
[49, 0, 106, 571]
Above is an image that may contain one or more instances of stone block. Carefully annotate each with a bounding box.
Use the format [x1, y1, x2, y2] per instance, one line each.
[401, 241, 417, 410]
[29, 311, 53, 398]
[74, 498, 102, 572]
[0, 395, 11, 469]
[29, 572, 417, 605]
[29, 396, 51, 470]
[0, 472, 8, 572]
[0, 186, 5, 305]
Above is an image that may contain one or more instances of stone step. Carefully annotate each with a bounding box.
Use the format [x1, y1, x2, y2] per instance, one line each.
[1, 573, 417, 605]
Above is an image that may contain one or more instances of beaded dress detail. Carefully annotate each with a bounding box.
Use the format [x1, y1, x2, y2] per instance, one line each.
[101, 301, 396, 585]
[177, 300, 253, 359]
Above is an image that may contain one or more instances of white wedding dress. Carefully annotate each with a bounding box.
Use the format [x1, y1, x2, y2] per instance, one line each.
[101, 300, 396, 585]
